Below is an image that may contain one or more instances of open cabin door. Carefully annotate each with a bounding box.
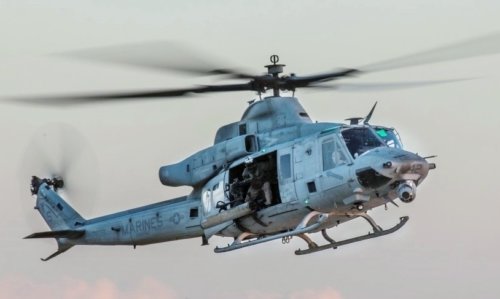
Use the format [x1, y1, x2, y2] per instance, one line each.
[201, 173, 232, 238]
[225, 151, 281, 207]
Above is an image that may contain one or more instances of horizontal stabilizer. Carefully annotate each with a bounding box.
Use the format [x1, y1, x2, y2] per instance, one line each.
[24, 230, 85, 239]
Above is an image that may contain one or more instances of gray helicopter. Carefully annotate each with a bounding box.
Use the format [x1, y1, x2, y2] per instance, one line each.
[24, 33, 500, 260]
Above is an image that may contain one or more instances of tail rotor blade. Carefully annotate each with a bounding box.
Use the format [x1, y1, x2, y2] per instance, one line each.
[20, 123, 99, 218]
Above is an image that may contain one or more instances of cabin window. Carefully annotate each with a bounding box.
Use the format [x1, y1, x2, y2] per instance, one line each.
[322, 140, 335, 170]
[190, 208, 198, 218]
[307, 181, 317, 193]
[245, 135, 258, 152]
[239, 123, 247, 135]
[280, 154, 292, 179]
[322, 138, 348, 171]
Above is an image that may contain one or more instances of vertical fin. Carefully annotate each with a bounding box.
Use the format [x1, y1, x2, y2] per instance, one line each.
[28, 183, 85, 261]
[35, 184, 85, 230]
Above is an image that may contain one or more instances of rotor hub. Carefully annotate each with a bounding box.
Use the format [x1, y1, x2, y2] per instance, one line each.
[30, 176, 64, 195]
[265, 54, 285, 77]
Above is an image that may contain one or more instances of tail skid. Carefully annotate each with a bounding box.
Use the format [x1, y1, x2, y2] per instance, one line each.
[40, 242, 74, 262]
[24, 229, 84, 261]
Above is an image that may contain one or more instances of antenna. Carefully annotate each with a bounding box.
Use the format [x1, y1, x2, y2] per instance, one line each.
[364, 101, 378, 124]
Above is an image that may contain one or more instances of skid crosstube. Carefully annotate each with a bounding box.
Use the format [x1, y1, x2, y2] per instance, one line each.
[295, 216, 409, 255]
[214, 211, 329, 253]
[214, 219, 324, 253]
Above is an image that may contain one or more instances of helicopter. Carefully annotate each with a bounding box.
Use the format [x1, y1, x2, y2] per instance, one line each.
[23, 32, 500, 261]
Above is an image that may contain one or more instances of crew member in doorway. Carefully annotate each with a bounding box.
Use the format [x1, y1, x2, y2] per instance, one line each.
[243, 157, 272, 208]
[229, 178, 246, 206]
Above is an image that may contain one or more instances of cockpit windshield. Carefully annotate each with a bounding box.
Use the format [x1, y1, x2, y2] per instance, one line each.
[341, 127, 384, 158]
[374, 126, 403, 149]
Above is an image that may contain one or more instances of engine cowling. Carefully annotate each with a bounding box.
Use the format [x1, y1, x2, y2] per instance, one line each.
[159, 135, 257, 187]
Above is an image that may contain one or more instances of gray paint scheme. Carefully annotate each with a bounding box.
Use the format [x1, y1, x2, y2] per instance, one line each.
[27, 96, 432, 259]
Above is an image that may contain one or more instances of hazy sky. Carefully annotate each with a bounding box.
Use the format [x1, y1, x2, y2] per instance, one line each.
[1, 1, 500, 298]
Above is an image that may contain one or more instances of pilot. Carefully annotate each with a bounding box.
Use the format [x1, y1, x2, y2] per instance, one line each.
[243, 158, 272, 208]
[332, 150, 347, 166]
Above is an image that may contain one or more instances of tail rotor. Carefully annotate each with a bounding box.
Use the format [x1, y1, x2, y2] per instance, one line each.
[19, 123, 100, 219]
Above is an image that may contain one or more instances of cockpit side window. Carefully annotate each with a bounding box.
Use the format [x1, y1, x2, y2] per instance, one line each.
[322, 140, 335, 170]
[375, 127, 403, 149]
[322, 138, 349, 171]
[341, 127, 384, 158]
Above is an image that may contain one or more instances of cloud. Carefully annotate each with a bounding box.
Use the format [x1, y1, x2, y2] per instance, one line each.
[0, 275, 342, 299]
[242, 288, 342, 299]
[288, 287, 342, 299]
[0, 276, 178, 299]
[244, 290, 282, 299]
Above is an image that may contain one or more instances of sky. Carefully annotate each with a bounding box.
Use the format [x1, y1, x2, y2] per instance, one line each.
[1, 1, 500, 298]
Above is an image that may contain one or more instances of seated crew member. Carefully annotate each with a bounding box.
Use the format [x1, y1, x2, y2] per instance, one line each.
[245, 178, 272, 208]
[243, 158, 272, 208]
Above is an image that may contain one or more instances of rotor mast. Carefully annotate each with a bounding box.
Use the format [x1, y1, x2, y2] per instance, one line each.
[265, 54, 285, 97]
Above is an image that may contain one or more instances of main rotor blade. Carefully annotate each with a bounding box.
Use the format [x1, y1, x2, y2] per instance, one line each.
[61, 41, 256, 79]
[13, 83, 255, 105]
[308, 78, 473, 92]
[359, 31, 500, 73]
[286, 68, 360, 86]
[286, 32, 500, 87]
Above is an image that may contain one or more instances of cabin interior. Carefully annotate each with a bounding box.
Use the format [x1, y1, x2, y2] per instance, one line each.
[227, 151, 281, 208]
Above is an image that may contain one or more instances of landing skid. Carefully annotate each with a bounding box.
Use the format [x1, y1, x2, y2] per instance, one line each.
[295, 216, 409, 255]
[214, 211, 328, 253]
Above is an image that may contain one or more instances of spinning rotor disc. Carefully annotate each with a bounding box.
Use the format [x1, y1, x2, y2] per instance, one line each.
[19, 123, 100, 226]
[10, 31, 500, 105]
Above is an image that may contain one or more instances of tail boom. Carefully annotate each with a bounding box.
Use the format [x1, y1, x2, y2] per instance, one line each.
[26, 179, 204, 261]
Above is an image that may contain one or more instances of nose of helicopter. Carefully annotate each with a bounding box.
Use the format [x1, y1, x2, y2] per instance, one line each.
[354, 147, 434, 203]
[359, 147, 434, 183]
